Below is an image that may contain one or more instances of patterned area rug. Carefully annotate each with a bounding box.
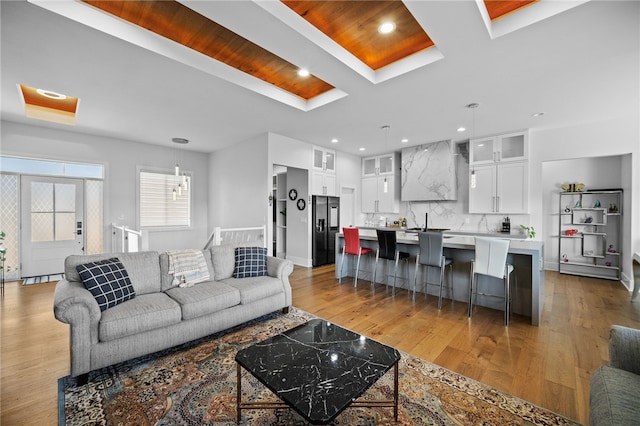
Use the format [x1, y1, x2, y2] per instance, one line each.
[59, 308, 581, 425]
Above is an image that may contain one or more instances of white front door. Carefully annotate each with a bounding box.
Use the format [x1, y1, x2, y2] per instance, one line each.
[20, 176, 84, 277]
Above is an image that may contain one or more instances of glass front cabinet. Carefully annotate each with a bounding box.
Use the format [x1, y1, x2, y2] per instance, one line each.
[468, 130, 529, 214]
[311, 147, 336, 196]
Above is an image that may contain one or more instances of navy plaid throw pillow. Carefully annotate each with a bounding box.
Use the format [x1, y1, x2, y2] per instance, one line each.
[233, 247, 267, 278]
[76, 258, 136, 311]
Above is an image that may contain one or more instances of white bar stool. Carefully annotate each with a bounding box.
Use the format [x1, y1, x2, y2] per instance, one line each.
[468, 236, 514, 326]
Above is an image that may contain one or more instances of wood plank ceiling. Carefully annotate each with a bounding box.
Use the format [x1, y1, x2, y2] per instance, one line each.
[81, 1, 536, 102]
[82, 0, 335, 100]
[281, 1, 434, 71]
[484, 0, 539, 21]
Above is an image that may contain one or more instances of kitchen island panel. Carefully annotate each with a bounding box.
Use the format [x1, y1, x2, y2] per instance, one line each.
[335, 231, 544, 325]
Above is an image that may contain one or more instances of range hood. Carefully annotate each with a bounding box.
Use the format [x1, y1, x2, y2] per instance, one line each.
[401, 140, 457, 201]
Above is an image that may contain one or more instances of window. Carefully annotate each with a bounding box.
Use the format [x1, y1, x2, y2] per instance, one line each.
[0, 156, 104, 178]
[139, 170, 191, 228]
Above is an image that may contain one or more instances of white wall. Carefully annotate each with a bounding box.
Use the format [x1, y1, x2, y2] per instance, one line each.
[335, 149, 363, 227]
[530, 116, 639, 288]
[284, 167, 309, 265]
[208, 133, 268, 230]
[1, 120, 210, 251]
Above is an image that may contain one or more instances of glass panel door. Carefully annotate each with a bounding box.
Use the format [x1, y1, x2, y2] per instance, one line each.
[21, 176, 84, 277]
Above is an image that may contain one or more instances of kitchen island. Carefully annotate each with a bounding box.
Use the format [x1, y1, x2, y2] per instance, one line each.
[335, 229, 544, 326]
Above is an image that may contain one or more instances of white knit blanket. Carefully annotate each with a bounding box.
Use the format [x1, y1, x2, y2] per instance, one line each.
[166, 249, 210, 287]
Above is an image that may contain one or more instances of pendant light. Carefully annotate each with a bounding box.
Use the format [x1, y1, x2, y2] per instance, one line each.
[171, 138, 189, 199]
[466, 103, 479, 189]
[381, 125, 391, 193]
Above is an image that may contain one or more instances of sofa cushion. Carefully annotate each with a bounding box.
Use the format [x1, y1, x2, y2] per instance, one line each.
[164, 281, 241, 320]
[590, 365, 640, 425]
[99, 293, 181, 342]
[66, 251, 161, 295]
[76, 257, 136, 311]
[220, 276, 284, 305]
[210, 242, 257, 281]
[233, 247, 267, 278]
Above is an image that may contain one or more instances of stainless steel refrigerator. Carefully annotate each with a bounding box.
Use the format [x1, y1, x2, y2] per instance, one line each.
[312, 196, 340, 266]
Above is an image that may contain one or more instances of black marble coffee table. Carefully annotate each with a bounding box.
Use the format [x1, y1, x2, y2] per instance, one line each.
[235, 319, 400, 424]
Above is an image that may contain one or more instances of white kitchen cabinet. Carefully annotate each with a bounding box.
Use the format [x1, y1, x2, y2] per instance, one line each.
[469, 130, 529, 214]
[362, 175, 398, 213]
[362, 152, 399, 213]
[311, 147, 336, 196]
[470, 131, 528, 165]
[469, 162, 528, 214]
[362, 154, 394, 177]
[311, 171, 336, 196]
[313, 147, 336, 173]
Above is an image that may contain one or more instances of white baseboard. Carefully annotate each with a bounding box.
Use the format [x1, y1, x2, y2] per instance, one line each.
[286, 255, 312, 268]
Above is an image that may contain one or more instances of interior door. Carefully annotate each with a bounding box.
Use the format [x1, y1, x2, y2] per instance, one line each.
[20, 176, 84, 277]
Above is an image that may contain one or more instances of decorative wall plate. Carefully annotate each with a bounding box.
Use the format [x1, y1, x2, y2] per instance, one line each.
[297, 198, 306, 211]
[288, 189, 298, 200]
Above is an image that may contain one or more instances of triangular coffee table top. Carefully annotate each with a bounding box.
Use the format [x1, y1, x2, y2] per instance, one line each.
[236, 318, 400, 424]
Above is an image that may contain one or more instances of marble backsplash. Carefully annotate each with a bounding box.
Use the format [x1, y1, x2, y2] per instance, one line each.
[365, 143, 531, 234]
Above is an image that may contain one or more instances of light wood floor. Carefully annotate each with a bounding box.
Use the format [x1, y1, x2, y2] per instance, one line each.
[2, 268, 639, 425]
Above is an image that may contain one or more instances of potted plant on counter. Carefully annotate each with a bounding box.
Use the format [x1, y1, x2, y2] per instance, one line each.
[519, 224, 536, 239]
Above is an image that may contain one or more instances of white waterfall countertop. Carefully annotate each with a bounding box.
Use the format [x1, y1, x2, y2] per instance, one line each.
[356, 226, 529, 240]
[354, 228, 539, 250]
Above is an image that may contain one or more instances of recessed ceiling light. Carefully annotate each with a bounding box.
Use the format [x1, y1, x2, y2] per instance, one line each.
[297, 68, 310, 77]
[359, 147, 366, 151]
[378, 21, 396, 34]
[532, 112, 545, 117]
[457, 127, 466, 132]
[401, 138, 409, 143]
[36, 88, 67, 100]
[331, 138, 338, 143]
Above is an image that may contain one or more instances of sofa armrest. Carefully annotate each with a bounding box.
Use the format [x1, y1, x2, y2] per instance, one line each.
[54, 279, 103, 376]
[267, 256, 294, 280]
[267, 256, 294, 307]
[609, 325, 640, 375]
[54, 279, 102, 325]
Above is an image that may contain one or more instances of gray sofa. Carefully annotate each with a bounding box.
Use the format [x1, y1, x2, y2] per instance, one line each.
[53, 244, 293, 379]
[590, 325, 640, 425]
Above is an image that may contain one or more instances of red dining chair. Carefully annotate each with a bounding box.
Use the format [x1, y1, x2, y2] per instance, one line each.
[339, 227, 374, 287]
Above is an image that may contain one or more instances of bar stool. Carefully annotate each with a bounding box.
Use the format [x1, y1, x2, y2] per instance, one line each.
[468, 236, 514, 326]
[413, 231, 454, 308]
[373, 230, 410, 295]
[339, 227, 374, 287]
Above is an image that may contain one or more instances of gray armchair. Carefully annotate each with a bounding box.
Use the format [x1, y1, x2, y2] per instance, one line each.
[590, 325, 640, 425]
